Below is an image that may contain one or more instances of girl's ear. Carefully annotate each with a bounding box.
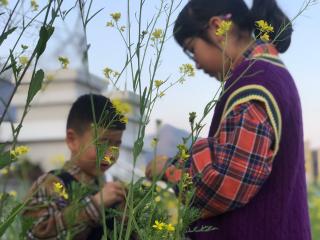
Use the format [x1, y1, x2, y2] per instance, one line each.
[207, 16, 226, 43]
[66, 129, 80, 153]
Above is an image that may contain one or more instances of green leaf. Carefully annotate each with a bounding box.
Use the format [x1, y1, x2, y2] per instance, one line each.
[140, 87, 147, 115]
[0, 150, 12, 169]
[0, 201, 28, 237]
[0, 143, 5, 153]
[35, 26, 55, 57]
[0, 27, 17, 46]
[27, 69, 44, 105]
[9, 51, 18, 81]
[133, 137, 144, 159]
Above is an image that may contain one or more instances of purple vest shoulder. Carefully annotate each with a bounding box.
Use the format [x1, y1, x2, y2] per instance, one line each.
[188, 59, 311, 240]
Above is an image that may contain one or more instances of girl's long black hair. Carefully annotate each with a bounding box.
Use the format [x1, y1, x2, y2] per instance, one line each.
[173, 0, 292, 53]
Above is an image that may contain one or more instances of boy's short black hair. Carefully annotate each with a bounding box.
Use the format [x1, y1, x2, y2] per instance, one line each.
[67, 94, 126, 135]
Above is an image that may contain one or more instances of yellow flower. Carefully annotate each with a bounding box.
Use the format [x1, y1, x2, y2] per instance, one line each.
[120, 116, 128, 124]
[166, 223, 175, 232]
[260, 32, 270, 42]
[58, 56, 69, 69]
[152, 220, 165, 230]
[255, 20, 274, 33]
[112, 99, 131, 115]
[159, 92, 165, 98]
[103, 67, 113, 79]
[31, 0, 38, 11]
[53, 182, 68, 200]
[156, 186, 162, 192]
[180, 149, 190, 160]
[110, 12, 121, 22]
[215, 20, 232, 36]
[0, 168, 9, 175]
[19, 56, 29, 66]
[0, 0, 8, 6]
[182, 173, 193, 188]
[106, 21, 114, 27]
[9, 191, 17, 198]
[142, 180, 152, 188]
[154, 195, 161, 202]
[177, 144, 190, 160]
[103, 156, 113, 165]
[154, 80, 164, 88]
[10, 145, 30, 158]
[46, 73, 54, 82]
[151, 138, 158, 148]
[103, 67, 119, 79]
[152, 29, 163, 40]
[179, 63, 195, 77]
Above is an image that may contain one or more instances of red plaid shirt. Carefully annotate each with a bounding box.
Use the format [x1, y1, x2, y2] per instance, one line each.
[166, 101, 275, 218]
[166, 42, 278, 218]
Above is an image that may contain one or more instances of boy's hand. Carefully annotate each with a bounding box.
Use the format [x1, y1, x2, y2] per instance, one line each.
[145, 155, 169, 179]
[92, 182, 126, 208]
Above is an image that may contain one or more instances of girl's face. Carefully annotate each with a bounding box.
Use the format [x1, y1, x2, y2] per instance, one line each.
[184, 36, 224, 79]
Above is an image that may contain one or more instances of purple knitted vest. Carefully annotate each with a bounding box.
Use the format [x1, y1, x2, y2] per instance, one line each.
[188, 58, 311, 240]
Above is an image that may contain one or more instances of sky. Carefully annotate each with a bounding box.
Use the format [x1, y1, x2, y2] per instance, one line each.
[2, 0, 320, 148]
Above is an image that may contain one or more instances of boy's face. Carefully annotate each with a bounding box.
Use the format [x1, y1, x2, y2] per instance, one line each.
[66, 126, 123, 177]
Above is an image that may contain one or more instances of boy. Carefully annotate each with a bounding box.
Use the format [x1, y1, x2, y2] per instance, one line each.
[23, 94, 127, 239]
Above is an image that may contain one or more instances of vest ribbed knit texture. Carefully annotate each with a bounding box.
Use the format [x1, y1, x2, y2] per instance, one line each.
[188, 59, 311, 240]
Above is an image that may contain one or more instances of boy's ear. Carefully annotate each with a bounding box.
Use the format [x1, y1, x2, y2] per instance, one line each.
[66, 128, 80, 153]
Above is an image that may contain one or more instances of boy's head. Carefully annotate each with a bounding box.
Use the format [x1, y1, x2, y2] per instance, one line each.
[66, 94, 126, 177]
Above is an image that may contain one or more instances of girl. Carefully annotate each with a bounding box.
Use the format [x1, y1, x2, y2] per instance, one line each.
[146, 0, 311, 239]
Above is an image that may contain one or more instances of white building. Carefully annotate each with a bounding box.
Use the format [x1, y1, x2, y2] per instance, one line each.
[0, 69, 147, 182]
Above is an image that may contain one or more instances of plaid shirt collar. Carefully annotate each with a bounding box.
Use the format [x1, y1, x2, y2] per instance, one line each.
[63, 160, 101, 186]
[231, 40, 279, 71]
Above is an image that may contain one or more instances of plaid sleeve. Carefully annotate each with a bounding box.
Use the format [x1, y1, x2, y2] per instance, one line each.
[189, 101, 275, 217]
[23, 174, 101, 240]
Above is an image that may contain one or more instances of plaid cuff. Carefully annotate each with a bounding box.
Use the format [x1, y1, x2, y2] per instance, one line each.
[82, 196, 101, 224]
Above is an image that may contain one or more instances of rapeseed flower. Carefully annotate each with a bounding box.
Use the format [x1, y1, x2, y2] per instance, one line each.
[106, 21, 114, 27]
[58, 56, 69, 69]
[112, 99, 131, 115]
[103, 156, 113, 165]
[159, 92, 165, 98]
[110, 12, 121, 22]
[31, 0, 38, 11]
[19, 56, 29, 66]
[152, 220, 165, 230]
[0, 168, 9, 175]
[10, 145, 30, 158]
[53, 182, 68, 200]
[260, 32, 270, 42]
[154, 80, 164, 88]
[151, 138, 158, 148]
[0, 0, 8, 6]
[179, 63, 195, 77]
[9, 191, 17, 198]
[255, 20, 274, 33]
[216, 20, 232, 36]
[166, 223, 175, 232]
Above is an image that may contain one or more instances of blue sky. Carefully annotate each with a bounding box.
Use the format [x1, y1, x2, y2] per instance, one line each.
[3, 0, 320, 147]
